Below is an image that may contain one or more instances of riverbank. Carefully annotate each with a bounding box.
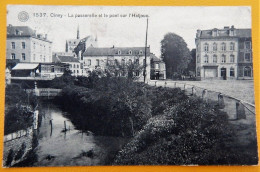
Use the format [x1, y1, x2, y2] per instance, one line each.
[52, 75, 258, 165]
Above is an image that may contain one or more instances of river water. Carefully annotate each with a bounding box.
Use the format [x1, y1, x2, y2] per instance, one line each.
[33, 102, 127, 167]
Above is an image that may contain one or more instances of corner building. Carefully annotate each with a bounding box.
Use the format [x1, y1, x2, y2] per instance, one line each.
[195, 26, 252, 80]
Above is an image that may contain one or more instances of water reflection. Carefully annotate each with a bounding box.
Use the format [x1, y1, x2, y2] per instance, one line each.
[33, 102, 127, 167]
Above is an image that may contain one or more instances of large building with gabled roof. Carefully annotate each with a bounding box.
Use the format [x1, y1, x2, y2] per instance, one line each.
[195, 26, 252, 80]
[6, 24, 52, 63]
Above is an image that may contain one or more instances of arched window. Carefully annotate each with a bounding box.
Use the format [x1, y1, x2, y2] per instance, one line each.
[204, 43, 209, 52]
[221, 54, 226, 63]
[230, 54, 235, 63]
[204, 55, 209, 63]
[213, 54, 217, 63]
[230, 67, 235, 77]
[221, 43, 226, 51]
[230, 42, 235, 51]
[244, 67, 252, 77]
[213, 42, 217, 51]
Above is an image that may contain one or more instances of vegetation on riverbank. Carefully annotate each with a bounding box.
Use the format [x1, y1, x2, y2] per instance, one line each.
[52, 72, 258, 165]
[4, 85, 38, 135]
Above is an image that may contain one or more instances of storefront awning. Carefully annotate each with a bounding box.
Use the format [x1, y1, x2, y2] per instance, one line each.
[12, 63, 39, 70]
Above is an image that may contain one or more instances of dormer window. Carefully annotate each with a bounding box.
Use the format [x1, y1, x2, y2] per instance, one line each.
[129, 50, 132, 55]
[118, 50, 121, 55]
[212, 30, 218, 37]
[139, 50, 143, 55]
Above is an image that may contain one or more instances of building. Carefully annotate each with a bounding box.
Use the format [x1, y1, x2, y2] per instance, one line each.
[83, 46, 151, 81]
[195, 26, 252, 80]
[6, 25, 52, 63]
[65, 25, 97, 55]
[53, 54, 82, 76]
[150, 53, 166, 80]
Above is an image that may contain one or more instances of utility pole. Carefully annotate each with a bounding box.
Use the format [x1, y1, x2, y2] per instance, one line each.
[144, 18, 149, 83]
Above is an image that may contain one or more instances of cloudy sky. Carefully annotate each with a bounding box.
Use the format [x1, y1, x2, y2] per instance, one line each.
[7, 5, 251, 57]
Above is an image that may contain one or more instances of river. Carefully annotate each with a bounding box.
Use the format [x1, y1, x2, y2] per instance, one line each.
[33, 101, 128, 167]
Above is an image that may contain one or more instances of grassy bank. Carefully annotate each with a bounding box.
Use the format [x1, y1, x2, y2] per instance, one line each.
[52, 73, 258, 165]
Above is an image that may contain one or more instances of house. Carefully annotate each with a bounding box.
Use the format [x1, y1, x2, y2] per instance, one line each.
[195, 26, 252, 80]
[6, 25, 52, 63]
[82, 46, 151, 81]
[53, 54, 82, 76]
[150, 53, 166, 80]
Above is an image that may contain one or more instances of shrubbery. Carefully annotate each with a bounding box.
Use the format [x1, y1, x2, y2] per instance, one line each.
[113, 97, 257, 165]
[53, 72, 257, 165]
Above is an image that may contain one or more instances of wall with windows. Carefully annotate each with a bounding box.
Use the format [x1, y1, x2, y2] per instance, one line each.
[83, 55, 150, 81]
[6, 37, 52, 63]
[196, 38, 239, 79]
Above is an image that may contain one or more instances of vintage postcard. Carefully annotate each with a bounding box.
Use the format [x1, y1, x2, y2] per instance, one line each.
[3, 5, 258, 167]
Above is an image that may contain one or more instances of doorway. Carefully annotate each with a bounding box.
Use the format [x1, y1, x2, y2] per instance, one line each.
[221, 68, 227, 80]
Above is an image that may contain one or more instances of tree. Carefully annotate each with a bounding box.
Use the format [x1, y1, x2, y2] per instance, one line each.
[186, 48, 196, 76]
[161, 33, 191, 78]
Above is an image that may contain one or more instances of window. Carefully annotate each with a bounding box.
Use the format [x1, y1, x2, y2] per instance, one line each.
[204, 43, 209, 52]
[197, 55, 200, 63]
[73, 64, 76, 68]
[129, 59, 132, 64]
[204, 55, 209, 63]
[230, 30, 234, 36]
[22, 53, 26, 60]
[221, 43, 226, 51]
[155, 63, 159, 69]
[213, 43, 217, 51]
[118, 50, 121, 55]
[121, 59, 125, 65]
[96, 59, 100, 66]
[87, 59, 91, 66]
[230, 55, 235, 63]
[230, 68, 235, 77]
[77, 70, 79, 73]
[221, 55, 226, 63]
[230, 42, 235, 51]
[197, 67, 201, 76]
[129, 50, 132, 55]
[213, 55, 217, 63]
[33, 42, 36, 49]
[11, 42, 15, 49]
[244, 67, 252, 77]
[135, 59, 139, 64]
[245, 41, 251, 49]
[22, 42, 26, 49]
[139, 50, 143, 55]
[212, 30, 217, 37]
[143, 59, 146, 67]
[245, 53, 251, 62]
[11, 53, 15, 59]
[135, 71, 140, 76]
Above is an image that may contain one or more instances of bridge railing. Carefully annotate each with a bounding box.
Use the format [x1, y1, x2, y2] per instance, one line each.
[149, 80, 255, 122]
[25, 88, 62, 97]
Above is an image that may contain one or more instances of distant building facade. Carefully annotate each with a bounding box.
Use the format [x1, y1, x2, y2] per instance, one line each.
[83, 46, 151, 81]
[195, 26, 252, 80]
[53, 54, 82, 76]
[6, 25, 52, 63]
[150, 53, 166, 80]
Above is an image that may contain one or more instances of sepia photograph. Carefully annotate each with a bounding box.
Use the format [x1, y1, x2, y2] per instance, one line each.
[3, 5, 258, 167]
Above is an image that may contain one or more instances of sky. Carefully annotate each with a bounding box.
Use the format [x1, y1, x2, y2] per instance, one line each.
[7, 5, 251, 57]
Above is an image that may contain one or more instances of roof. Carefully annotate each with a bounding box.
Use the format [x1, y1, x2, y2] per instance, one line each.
[83, 47, 150, 56]
[197, 27, 251, 39]
[66, 39, 81, 46]
[150, 53, 161, 62]
[7, 25, 52, 42]
[12, 63, 39, 70]
[53, 55, 80, 63]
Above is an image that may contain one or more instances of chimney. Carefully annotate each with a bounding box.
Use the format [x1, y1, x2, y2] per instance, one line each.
[231, 25, 235, 29]
[196, 29, 201, 38]
[224, 26, 230, 30]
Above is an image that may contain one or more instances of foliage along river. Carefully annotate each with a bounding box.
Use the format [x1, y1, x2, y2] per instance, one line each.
[32, 101, 128, 166]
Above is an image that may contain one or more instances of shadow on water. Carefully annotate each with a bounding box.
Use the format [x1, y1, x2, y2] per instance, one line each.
[28, 99, 129, 167]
